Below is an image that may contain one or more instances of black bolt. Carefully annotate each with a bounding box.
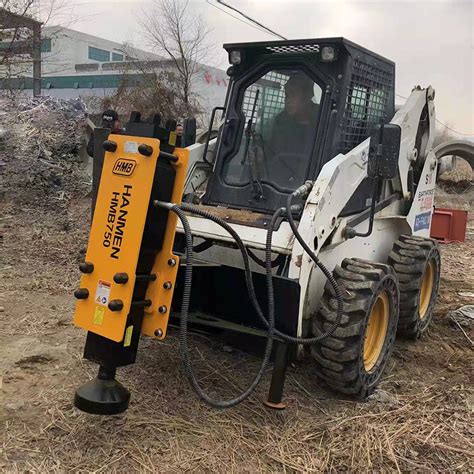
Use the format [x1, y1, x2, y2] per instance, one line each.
[108, 299, 124, 312]
[159, 151, 178, 163]
[138, 144, 153, 157]
[113, 272, 129, 284]
[167, 258, 176, 267]
[74, 288, 89, 299]
[154, 328, 163, 337]
[103, 140, 117, 152]
[158, 305, 167, 314]
[79, 262, 94, 274]
[163, 281, 172, 290]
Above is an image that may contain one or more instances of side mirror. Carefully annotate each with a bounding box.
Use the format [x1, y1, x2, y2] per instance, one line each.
[367, 123, 401, 179]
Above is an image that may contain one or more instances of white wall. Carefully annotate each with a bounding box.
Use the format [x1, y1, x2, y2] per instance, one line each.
[2, 27, 228, 120]
[192, 66, 228, 116]
[41, 27, 161, 77]
[37, 68, 229, 118]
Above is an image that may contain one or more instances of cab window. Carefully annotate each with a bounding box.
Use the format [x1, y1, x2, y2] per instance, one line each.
[222, 69, 322, 193]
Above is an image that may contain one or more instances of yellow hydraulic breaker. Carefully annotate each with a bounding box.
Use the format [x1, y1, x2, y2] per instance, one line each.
[73, 125, 188, 415]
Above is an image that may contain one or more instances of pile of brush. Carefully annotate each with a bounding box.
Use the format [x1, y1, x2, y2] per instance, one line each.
[0, 95, 90, 205]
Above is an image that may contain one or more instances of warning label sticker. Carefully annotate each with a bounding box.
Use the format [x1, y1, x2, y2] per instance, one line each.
[95, 280, 111, 306]
[124, 141, 138, 154]
[124, 325, 134, 347]
[93, 306, 105, 326]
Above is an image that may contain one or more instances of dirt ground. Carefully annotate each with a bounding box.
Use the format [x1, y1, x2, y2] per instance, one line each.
[1, 187, 473, 472]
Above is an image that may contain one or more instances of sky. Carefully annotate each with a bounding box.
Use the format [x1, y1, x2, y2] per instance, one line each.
[59, 0, 473, 136]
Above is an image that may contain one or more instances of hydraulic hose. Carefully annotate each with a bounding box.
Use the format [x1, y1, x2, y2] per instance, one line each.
[163, 203, 275, 408]
[179, 201, 343, 345]
[179, 202, 273, 329]
[280, 187, 344, 343]
[241, 206, 342, 345]
[157, 190, 343, 407]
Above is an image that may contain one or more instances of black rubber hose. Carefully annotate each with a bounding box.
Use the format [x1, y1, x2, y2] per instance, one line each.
[179, 202, 269, 324]
[168, 204, 275, 408]
[165, 199, 343, 407]
[181, 202, 343, 345]
[243, 206, 343, 345]
[247, 247, 285, 269]
[282, 193, 344, 343]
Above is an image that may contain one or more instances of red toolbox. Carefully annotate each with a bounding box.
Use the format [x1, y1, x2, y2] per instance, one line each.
[430, 207, 468, 243]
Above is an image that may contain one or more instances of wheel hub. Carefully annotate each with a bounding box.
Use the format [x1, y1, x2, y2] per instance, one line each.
[419, 260, 435, 319]
[363, 291, 389, 372]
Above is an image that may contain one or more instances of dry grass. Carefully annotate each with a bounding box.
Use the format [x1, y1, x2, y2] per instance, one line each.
[1, 195, 473, 472]
[2, 332, 473, 472]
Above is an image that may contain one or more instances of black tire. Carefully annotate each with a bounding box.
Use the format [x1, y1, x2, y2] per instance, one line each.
[388, 234, 441, 339]
[311, 258, 400, 398]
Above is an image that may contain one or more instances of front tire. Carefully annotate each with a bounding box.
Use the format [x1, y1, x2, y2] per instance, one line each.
[388, 235, 441, 339]
[311, 259, 400, 398]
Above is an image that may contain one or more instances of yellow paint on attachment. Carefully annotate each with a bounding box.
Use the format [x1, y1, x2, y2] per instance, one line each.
[141, 146, 189, 340]
[123, 325, 133, 347]
[74, 134, 160, 342]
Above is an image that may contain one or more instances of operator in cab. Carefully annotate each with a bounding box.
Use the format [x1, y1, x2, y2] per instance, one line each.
[266, 74, 319, 187]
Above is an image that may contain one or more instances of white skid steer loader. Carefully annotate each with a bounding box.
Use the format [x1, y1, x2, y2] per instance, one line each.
[72, 38, 474, 415]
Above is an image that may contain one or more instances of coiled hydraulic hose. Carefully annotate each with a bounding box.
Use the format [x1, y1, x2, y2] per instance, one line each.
[162, 203, 275, 408]
[178, 199, 344, 346]
[157, 185, 344, 407]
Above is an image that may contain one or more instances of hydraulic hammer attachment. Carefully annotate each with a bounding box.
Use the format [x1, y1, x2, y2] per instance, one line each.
[73, 132, 188, 414]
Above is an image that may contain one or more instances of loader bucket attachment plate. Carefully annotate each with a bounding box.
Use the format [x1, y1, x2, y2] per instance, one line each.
[73, 134, 183, 343]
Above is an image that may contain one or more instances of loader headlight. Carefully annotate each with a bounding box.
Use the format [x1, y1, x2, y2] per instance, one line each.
[229, 50, 242, 65]
[321, 46, 336, 62]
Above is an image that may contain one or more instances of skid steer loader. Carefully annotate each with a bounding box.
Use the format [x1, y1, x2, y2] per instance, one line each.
[72, 37, 474, 415]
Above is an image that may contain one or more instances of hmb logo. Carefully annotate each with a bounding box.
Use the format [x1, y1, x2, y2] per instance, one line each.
[113, 159, 137, 176]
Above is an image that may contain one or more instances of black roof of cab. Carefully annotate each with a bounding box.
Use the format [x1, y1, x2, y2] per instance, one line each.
[223, 37, 394, 68]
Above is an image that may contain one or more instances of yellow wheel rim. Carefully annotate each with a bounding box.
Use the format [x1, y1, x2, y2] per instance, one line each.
[364, 291, 389, 372]
[419, 260, 435, 319]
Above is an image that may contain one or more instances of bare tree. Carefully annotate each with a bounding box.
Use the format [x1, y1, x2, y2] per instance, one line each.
[1, 0, 78, 92]
[139, 0, 212, 109]
[107, 43, 201, 124]
[1, 1, 36, 71]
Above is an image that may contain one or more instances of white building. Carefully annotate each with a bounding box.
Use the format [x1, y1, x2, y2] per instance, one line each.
[0, 26, 228, 115]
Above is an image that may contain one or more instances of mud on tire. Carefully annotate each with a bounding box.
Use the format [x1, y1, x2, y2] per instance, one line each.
[388, 234, 441, 339]
[311, 258, 400, 398]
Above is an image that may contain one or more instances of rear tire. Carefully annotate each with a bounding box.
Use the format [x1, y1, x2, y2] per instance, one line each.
[388, 235, 441, 339]
[311, 259, 400, 398]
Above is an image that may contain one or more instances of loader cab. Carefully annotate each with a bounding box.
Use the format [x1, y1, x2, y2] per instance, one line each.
[203, 38, 395, 215]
